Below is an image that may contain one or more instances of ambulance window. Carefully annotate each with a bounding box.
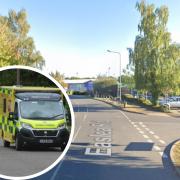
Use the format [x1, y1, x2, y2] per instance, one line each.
[3, 99, 6, 113]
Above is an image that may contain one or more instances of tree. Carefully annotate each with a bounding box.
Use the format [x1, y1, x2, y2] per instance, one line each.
[50, 71, 67, 88]
[129, 1, 180, 104]
[0, 9, 45, 68]
[94, 76, 117, 97]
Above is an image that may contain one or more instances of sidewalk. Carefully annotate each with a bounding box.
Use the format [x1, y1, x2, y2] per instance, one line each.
[95, 98, 178, 117]
[170, 140, 180, 177]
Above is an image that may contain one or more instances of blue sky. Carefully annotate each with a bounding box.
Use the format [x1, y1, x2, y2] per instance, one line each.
[0, 0, 180, 77]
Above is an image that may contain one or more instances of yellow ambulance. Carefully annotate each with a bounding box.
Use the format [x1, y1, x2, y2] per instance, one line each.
[0, 86, 69, 151]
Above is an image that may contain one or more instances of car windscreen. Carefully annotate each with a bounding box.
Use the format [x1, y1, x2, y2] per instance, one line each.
[20, 101, 64, 120]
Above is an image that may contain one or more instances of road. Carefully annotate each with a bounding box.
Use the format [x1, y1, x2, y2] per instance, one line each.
[35, 95, 180, 180]
[36, 97, 180, 180]
[0, 142, 61, 177]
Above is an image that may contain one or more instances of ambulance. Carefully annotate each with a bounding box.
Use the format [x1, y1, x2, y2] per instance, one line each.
[0, 86, 70, 151]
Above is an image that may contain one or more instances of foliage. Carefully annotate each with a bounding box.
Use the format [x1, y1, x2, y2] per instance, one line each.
[129, 1, 180, 105]
[0, 9, 44, 68]
[94, 76, 117, 97]
[50, 71, 67, 88]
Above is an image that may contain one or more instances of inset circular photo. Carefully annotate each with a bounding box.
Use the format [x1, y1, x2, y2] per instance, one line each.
[0, 66, 74, 180]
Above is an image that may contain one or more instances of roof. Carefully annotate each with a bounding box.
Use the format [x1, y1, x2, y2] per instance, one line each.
[64, 79, 94, 84]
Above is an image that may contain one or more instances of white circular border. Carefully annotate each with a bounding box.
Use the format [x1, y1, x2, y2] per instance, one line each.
[0, 65, 75, 180]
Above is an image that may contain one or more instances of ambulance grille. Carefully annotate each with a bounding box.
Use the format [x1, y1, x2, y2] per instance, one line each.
[33, 130, 58, 137]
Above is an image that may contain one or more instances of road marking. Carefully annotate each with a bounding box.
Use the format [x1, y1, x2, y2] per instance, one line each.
[159, 140, 166, 144]
[139, 122, 143, 125]
[119, 110, 130, 120]
[147, 139, 153, 143]
[136, 127, 141, 131]
[139, 131, 144, 134]
[50, 160, 64, 180]
[154, 135, 159, 139]
[149, 131, 155, 135]
[145, 127, 150, 131]
[140, 124, 146, 128]
[83, 114, 87, 122]
[133, 124, 137, 127]
[72, 126, 82, 142]
[154, 145, 161, 151]
[143, 135, 149, 139]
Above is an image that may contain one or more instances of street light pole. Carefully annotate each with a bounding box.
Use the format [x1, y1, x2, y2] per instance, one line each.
[107, 50, 122, 102]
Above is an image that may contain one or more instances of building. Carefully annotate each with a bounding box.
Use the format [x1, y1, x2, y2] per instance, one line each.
[64, 79, 94, 94]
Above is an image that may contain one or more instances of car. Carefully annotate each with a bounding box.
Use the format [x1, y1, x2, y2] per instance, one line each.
[160, 96, 180, 108]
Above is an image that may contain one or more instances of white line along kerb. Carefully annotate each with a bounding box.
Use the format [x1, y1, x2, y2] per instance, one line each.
[0, 65, 75, 180]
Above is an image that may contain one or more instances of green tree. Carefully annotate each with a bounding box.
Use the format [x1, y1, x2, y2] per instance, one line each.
[129, 1, 180, 104]
[0, 9, 45, 68]
[94, 76, 117, 97]
[50, 71, 67, 88]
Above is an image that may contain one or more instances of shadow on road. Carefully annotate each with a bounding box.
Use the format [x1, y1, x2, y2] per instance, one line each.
[8, 145, 61, 152]
[39, 144, 179, 180]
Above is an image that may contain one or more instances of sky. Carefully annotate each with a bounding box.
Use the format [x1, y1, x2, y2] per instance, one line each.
[0, 0, 180, 77]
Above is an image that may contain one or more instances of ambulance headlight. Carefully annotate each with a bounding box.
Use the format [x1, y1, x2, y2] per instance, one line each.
[21, 122, 32, 129]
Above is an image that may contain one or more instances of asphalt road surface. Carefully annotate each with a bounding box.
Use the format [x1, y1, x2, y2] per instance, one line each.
[2, 95, 180, 180]
[36, 95, 180, 180]
[0, 139, 62, 177]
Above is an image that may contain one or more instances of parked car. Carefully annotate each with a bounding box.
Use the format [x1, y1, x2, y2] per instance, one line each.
[160, 96, 180, 108]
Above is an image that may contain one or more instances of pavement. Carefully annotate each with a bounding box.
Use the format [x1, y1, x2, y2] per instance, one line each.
[36, 95, 180, 180]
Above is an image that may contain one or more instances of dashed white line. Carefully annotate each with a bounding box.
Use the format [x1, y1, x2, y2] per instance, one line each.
[159, 140, 166, 144]
[154, 135, 160, 139]
[149, 131, 155, 135]
[154, 145, 161, 151]
[145, 128, 150, 131]
[139, 131, 145, 134]
[136, 127, 141, 131]
[147, 139, 153, 143]
[143, 135, 149, 139]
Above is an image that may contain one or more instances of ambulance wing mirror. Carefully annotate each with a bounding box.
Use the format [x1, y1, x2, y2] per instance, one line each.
[8, 112, 15, 121]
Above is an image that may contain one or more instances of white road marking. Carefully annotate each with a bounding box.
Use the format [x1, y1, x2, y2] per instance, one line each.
[154, 145, 161, 151]
[147, 139, 153, 143]
[145, 128, 150, 131]
[141, 124, 146, 128]
[139, 122, 143, 125]
[50, 160, 64, 180]
[133, 124, 137, 127]
[139, 131, 144, 134]
[143, 135, 149, 139]
[119, 110, 130, 120]
[72, 126, 82, 142]
[149, 131, 155, 135]
[154, 135, 160, 139]
[136, 127, 141, 131]
[159, 140, 166, 144]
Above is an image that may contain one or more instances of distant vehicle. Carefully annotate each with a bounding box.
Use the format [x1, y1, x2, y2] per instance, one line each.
[159, 96, 180, 108]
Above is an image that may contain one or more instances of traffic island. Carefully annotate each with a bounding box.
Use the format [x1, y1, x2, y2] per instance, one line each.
[170, 140, 180, 176]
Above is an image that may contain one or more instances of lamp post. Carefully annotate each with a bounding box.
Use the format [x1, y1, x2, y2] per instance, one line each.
[107, 49, 122, 102]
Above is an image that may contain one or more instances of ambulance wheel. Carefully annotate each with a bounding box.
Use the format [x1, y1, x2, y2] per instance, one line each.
[60, 140, 67, 151]
[3, 140, 10, 147]
[15, 135, 23, 151]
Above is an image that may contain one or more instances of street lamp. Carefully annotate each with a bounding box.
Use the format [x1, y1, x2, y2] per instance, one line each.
[107, 49, 122, 102]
